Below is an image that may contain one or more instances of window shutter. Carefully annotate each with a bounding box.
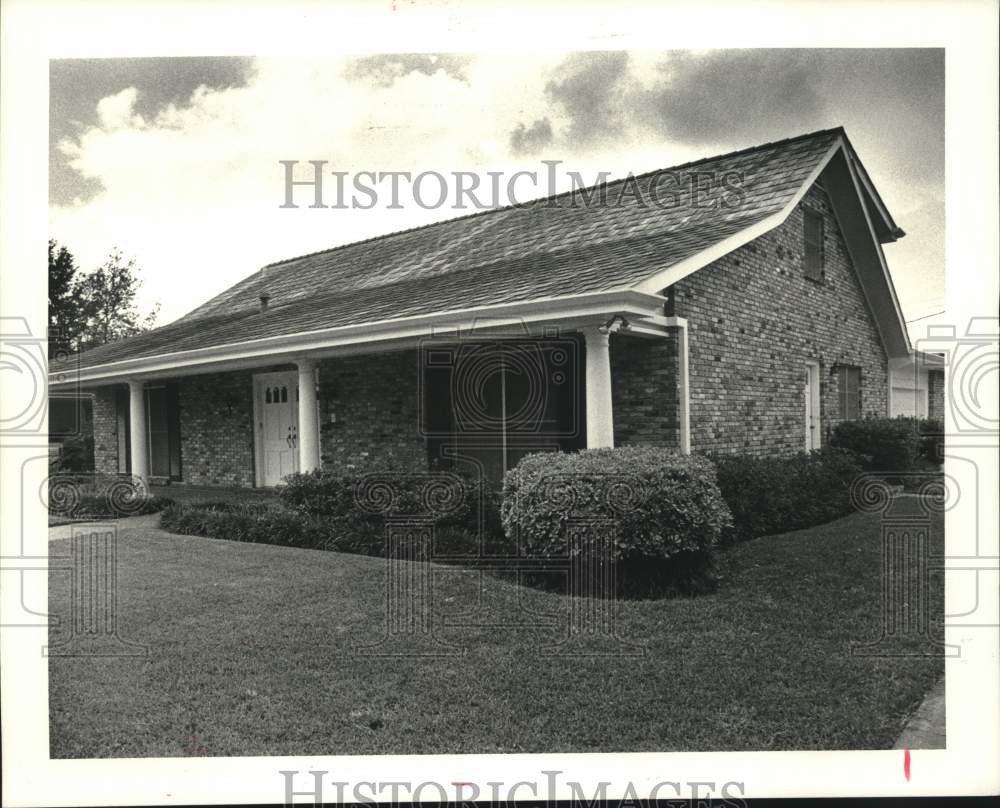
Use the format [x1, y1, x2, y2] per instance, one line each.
[838, 365, 861, 419]
[848, 367, 861, 419]
[804, 209, 824, 281]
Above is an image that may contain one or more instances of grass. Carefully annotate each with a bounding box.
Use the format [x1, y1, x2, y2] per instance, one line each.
[48, 497, 943, 757]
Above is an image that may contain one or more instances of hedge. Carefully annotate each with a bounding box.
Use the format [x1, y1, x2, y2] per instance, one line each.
[49, 473, 173, 520]
[279, 469, 503, 540]
[712, 446, 864, 544]
[159, 496, 510, 559]
[830, 416, 943, 472]
[159, 500, 336, 550]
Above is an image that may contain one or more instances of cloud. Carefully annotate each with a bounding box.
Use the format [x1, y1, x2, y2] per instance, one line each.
[49, 57, 255, 206]
[49, 55, 561, 322]
[638, 50, 826, 142]
[344, 53, 471, 86]
[95, 87, 143, 130]
[542, 51, 634, 149]
[509, 118, 553, 155]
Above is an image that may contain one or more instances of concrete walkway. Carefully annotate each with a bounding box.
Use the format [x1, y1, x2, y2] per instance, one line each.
[894, 676, 945, 749]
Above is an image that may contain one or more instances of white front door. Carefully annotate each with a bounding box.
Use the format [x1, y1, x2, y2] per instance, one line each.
[254, 371, 299, 486]
[804, 361, 821, 452]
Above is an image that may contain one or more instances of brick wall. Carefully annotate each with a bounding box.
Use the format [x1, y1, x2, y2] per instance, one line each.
[317, 350, 427, 471]
[84, 353, 430, 489]
[177, 371, 256, 487]
[672, 182, 889, 455]
[92, 386, 120, 474]
[927, 369, 945, 421]
[610, 332, 680, 448]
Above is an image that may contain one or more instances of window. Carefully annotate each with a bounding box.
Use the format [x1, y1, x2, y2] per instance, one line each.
[803, 208, 824, 281]
[837, 365, 862, 420]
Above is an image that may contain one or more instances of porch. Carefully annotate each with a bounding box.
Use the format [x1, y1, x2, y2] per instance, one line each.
[55, 294, 690, 488]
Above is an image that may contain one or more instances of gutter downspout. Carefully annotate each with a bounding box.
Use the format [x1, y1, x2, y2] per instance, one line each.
[663, 315, 690, 454]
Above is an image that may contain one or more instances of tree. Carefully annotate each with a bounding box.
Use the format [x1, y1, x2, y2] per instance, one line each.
[48, 240, 86, 354]
[77, 249, 160, 349]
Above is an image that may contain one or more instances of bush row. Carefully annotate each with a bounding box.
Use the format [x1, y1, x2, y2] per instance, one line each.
[156, 423, 940, 597]
[712, 447, 863, 544]
[159, 500, 335, 549]
[830, 416, 943, 471]
[158, 498, 511, 558]
[49, 473, 173, 519]
[278, 469, 504, 539]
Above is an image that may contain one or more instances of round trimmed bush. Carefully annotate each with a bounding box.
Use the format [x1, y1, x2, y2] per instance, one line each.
[500, 447, 733, 562]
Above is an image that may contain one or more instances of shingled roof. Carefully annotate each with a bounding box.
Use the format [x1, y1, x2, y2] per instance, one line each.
[50, 126, 903, 378]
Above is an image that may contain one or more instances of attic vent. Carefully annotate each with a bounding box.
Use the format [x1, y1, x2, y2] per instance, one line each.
[259, 292, 271, 313]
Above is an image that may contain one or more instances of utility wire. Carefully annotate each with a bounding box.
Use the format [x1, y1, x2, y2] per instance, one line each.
[905, 310, 946, 324]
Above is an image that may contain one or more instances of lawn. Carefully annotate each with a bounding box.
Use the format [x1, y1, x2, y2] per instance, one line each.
[48, 497, 944, 757]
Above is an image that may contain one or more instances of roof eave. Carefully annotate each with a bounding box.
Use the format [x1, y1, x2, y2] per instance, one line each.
[49, 289, 668, 389]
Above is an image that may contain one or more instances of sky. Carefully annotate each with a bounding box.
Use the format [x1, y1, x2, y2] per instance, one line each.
[49, 50, 945, 337]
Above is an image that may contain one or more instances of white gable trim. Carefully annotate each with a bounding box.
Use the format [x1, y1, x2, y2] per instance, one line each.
[632, 137, 845, 294]
[631, 135, 911, 359]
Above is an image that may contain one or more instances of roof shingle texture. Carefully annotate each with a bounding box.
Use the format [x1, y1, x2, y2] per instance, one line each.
[54, 129, 840, 373]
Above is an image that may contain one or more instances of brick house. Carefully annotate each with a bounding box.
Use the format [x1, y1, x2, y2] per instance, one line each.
[49, 128, 913, 487]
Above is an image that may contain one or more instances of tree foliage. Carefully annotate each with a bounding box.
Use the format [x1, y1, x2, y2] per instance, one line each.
[48, 241, 160, 353]
[76, 249, 161, 349]
[48, 240, 85, 354]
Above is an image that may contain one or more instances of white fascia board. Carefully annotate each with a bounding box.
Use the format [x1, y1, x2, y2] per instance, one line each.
[632, 137, 846, 295]
[49, 289, 666, 388]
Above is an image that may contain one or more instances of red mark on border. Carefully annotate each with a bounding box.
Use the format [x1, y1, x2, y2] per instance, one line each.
[903, 749, 911, 781]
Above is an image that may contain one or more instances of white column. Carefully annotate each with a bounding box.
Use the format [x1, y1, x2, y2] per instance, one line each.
[583, 326, 615, 448]
[297, 359, 321, 473]
[127, 380, 149, 481]
[674, 319, 691, 454]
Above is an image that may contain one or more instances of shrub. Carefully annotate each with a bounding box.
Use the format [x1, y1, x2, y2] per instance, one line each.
[159, 500, 335, 550]
[501, 447, 732, 561]
[829, 417, 921, 472]
[48, 473, 172, 519]
[51, 433, 95, 473]
[279, 468, 503, 554]
[712, 446, 865, 544]
[917, 418, 944, 465]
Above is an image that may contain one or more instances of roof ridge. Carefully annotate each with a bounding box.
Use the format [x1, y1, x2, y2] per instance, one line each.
[260, 126, 845, 272]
